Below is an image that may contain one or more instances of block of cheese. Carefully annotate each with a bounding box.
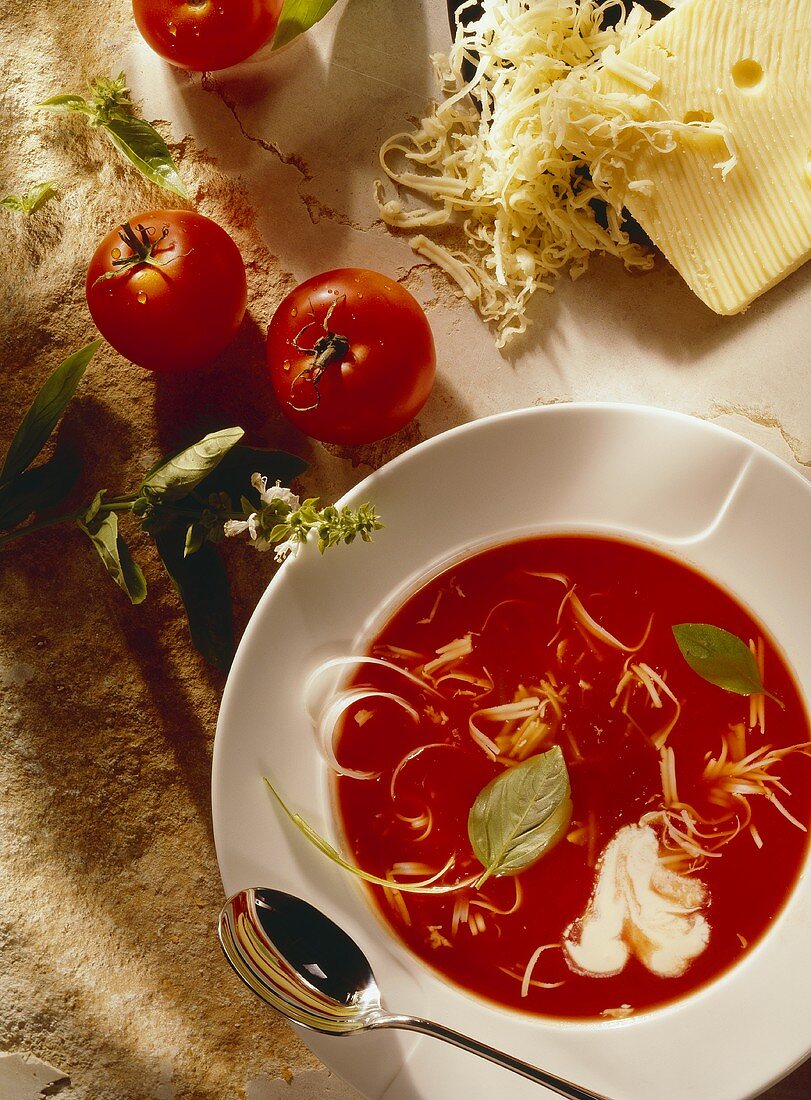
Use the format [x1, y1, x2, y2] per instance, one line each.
[599, 0, 811, 314]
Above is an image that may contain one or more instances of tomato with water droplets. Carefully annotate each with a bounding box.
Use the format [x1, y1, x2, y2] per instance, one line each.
[266, 269, 436, 446]
[86, 210, 247, 372]
[132, 0, 283, 71]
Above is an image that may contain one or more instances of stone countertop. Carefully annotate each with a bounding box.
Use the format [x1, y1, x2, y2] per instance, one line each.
[0, 1, 809, 1098]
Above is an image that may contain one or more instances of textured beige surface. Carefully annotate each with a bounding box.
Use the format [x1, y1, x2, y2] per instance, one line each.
[0, 0, 809, 1098]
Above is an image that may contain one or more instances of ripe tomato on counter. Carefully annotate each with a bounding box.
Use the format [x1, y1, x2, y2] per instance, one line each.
[266, 269, 436, 446]
[86, 210, 247, 372]
[132, 0, 284, 71]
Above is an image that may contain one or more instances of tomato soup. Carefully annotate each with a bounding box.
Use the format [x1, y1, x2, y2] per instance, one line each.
[331, 536, 811, 1018]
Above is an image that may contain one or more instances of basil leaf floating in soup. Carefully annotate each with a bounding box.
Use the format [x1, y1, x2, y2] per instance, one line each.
[468, 745, 573, 884]
[672, 623, 783, 705]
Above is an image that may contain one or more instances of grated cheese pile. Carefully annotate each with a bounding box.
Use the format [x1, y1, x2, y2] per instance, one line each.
[376, 0, 730, 346]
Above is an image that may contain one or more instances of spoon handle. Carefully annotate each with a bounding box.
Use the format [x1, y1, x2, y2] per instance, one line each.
[371, 1014, 611, 1100]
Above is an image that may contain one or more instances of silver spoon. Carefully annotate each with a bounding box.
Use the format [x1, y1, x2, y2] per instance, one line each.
[218, 887, 611, 1100]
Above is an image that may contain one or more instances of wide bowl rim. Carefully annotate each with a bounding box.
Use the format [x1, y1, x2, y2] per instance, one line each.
[213, 402, 811, 1100]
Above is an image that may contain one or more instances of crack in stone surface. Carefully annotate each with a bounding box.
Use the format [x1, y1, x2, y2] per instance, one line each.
[395, 260, 429, 284]
[41, 1078, 73, 1097]
[200, 74, 313, 182]
[299, 192, 362, 229]
[706, 404, 811, 468]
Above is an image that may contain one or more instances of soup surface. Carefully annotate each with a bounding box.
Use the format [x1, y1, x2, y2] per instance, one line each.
[332, 536, 811, 1018]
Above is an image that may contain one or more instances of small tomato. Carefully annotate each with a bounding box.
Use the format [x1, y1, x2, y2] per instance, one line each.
[86, 210, 247, 372]
[267, 269, 436, 446]
[132, 0, 283, 72]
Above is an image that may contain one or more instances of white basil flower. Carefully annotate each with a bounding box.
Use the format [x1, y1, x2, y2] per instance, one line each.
[273, 537, 300, 563]
[251, 473, 300, 510]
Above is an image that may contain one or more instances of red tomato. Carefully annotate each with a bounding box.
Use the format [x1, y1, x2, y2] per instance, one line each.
[266, 269, 436, 446]
[132, 0, 283, 71]
[86, 210, 247, 372]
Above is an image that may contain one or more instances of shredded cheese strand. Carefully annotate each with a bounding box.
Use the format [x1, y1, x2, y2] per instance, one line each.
[376, 0, 731, 345]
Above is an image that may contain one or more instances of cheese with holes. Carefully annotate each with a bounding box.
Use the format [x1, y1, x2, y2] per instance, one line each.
[599, 0, 811, 314]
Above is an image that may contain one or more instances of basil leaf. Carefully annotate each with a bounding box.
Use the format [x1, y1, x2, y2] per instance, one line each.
[154, 521, 234, 671]
[116, 537, 149, 605]
[672, 623, 768, 696]
[273, 0, 341, 50]
[1, 182, 58, 216]
[78, 511, 147, 605]
[37, 93, 92, 113]
[141, 427, 245, 502]
[38, 79, 187, 199]
[184, 522, 206, 558]
[197, 445, 307, 502]
[468, 745, 573, 881]
[0, 453, 80, 529]
[103, 114, 188, 199]
[1, 340, 101, 487]
[83, 489, 106, 524]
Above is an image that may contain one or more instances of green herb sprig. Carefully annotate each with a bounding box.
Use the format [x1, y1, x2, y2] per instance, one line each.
[262, 776, 466, 893]
[1, 181, 58, 216]
[1, 346, 382, 670]
[37, 73, 187, 199]
[0, 340, 99, 529]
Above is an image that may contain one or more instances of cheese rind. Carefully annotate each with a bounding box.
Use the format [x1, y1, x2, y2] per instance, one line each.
[600, 0, 811, 314]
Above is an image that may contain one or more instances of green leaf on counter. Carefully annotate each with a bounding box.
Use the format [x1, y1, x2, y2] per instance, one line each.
[38, 75, 187, 199]
[82, 489, 106, 525]
[1, 340, 101, 488]
[197, 445, 307, 503]
[103, 114, 188, 199]
[154, 521, 234, 671]
[468, 746, 573, 883]
[141, 427, 245, 502]
[273, 0, 341, 50]
[116, 538, 148, 605]
[184, 522, 206, 558]
[78, 511, 147, 605]
[1, 181, 58, 216]
[0, 453, 80, 530]
[672, 623, 782, 704]
[37, 93, 92, 114]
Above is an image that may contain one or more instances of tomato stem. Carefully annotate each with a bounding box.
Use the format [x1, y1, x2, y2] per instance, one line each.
[91, 221, 187, 287]
[118, 220, 166, 262]
[311, 331, 350, 371]
[288, 296, 350, 412]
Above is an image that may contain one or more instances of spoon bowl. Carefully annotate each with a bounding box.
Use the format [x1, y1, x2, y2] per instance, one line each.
[219, 887, 611, 1100]
[219, 887, 382, 1035]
